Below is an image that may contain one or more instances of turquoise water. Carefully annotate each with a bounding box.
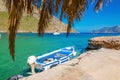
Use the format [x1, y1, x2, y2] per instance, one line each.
[0, 33, 120, 80]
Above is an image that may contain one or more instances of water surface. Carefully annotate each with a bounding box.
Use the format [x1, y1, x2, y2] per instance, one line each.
[0, 33, 120, 80]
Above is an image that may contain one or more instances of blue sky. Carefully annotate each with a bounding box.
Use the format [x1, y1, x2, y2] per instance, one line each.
[61, 0, 120, 32]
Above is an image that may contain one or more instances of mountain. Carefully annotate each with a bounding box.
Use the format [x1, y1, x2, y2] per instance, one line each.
[91, 26, 120, 33]
[0, 1, 76, 33]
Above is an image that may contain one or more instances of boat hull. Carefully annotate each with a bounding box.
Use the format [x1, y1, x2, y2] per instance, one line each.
[28, 47, 76, 71]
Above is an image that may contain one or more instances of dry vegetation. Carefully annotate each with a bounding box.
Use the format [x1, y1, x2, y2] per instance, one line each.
[0, 11, 76, 33]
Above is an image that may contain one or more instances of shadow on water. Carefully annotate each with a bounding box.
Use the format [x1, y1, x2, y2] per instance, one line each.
[80, 48, 86, 53]
[21, 68, 31, 77]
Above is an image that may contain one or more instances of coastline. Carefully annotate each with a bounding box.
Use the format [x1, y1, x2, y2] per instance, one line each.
[87, 36, 120, 50]
[0, 31, 77, 34]
[20, 48, 120, 80]
[0, 30, 120, 34]
[0, 33, 120, 80]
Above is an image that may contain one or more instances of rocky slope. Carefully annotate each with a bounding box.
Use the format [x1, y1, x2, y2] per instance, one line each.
[92, 25, 120, 33]
[86, 36, 120, 50]
[0, 0, 76, 33]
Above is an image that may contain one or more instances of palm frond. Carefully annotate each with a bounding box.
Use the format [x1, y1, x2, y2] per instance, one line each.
[38, 0, 54, 35]
[60, 0, 87, 35]
[94, 0, 103, 13]
[94, 0, 112, 12]
[7, 0, 26, 61]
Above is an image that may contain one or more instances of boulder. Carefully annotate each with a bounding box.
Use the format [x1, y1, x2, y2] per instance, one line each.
[86, 36, 120, 50]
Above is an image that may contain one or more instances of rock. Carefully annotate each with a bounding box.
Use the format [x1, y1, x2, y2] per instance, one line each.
[86, 36, 120, 50]
[7, 75, 24, 80]
[20, 48, 120, 80]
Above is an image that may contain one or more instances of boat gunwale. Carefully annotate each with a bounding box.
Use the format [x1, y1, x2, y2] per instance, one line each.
[36, 47, 74, 65]
[36, 47, 74, 59]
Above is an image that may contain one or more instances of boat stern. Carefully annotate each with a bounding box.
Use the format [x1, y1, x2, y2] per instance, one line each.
[27, 56, 37, 74]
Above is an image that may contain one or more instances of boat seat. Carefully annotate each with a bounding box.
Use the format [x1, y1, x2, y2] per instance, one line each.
[55, 53, 66, 57]
[43, 58, 54, 63]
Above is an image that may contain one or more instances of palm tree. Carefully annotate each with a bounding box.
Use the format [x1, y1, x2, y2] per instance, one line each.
[3, 0, 111, 60]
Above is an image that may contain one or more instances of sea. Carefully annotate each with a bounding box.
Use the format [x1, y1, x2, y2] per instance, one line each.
[0, 33, 120, 80]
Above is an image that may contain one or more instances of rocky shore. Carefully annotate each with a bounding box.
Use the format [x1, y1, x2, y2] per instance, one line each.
[20, 36, 120, 80]
[20, 48, 120, 80]
[87, 36, 120, 50]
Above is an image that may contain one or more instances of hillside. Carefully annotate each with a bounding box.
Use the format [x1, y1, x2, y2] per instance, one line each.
[92, 26, 120, 33]
[0, 0, 76, 33]
[0, 11, 76, 33]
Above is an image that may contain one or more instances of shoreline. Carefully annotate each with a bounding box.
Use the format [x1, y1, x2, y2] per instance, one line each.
[0, 31, 120, 34]
[20, 48, 120, 80]
[0, 31, 78, 34]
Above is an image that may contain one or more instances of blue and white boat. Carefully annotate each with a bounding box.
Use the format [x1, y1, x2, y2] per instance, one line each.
[27, 46, 76, 72]
[53, 32, 60, 35]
